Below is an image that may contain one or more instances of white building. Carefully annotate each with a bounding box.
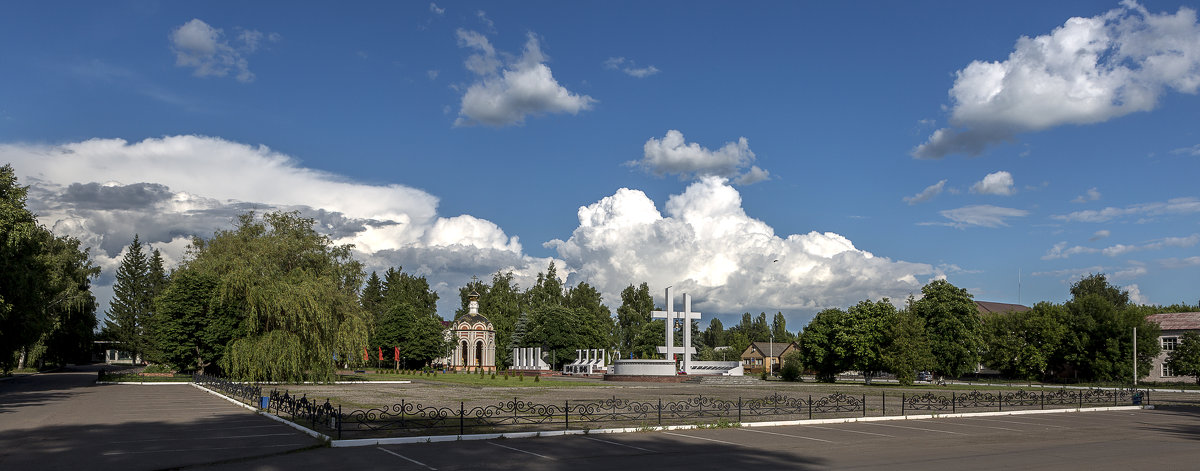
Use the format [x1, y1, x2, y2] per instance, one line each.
[1146, 312, 1200, 383]
[439, 290, 497, 372]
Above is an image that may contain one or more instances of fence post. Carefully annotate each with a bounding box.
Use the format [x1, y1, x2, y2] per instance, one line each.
[902, 393, 905, 416]
[1079, 391, 1083, 409]
[862, 394, 866, 417]
[952, 392, 956, 414]
[881, 392, 885, 417]
[337, 405, 342, 440]
[1147, 390, 1151, 406]
[1040, 391, 1044, 410]
[565, 400, 569, 431]
[808, 395, 812, 420]
[738, 397, 742, 423]
[460, 402, 465, 436]
[999, 391, 1003, 412]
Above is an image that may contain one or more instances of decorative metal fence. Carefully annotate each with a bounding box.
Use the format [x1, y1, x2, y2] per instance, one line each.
[901, 388, 1146, 415]
[339, 392, 870, 439]
[190, 375, 1149, 441]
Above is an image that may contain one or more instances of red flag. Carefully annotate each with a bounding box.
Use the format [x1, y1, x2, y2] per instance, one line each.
[378, 346, 384, 361]
[363, 347, 368, 362]
[394, 346, 400, 362]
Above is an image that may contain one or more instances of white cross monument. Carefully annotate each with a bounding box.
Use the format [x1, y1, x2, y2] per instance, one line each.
[651, 287, 701, 373]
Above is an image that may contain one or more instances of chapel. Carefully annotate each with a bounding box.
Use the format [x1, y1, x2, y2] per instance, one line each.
[444, 290, 496, 371]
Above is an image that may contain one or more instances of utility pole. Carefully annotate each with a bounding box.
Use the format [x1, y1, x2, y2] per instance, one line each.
[1133, 327, 1138, 387]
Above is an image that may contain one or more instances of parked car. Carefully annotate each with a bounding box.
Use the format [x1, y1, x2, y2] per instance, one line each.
[917, 371, 933, 382]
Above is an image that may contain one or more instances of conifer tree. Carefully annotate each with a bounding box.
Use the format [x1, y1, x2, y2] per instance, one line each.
[104, 235, 151, 363]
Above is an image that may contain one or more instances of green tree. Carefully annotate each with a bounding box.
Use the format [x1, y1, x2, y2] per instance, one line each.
[842, 299, 896, 383]
[882, 310, 935, 385]
[565, 281, 613, 350]
[980, 302, 1066, 380]
[376, 267, 447, 367]
[911, 280, 982, 378]
[524, 305, 583, 368]
[797, 308, 849, 382]
[527, 262, 565, 309]
[190, 212, 369, 382]
[1070, 273, 1130, 308]
[1166, 332, 1200, 385]
[1059, 293, 1160, 381]
[616, 283, 656, 358]
[103, 235, 152, 363]
[28, 232, 100, 368]
[702, 318, 726, 348]
[780, 350, 804, 382]
[153, 269, 239, 373]
[771, 312, 794, 343]
[360, 271, 384, 320]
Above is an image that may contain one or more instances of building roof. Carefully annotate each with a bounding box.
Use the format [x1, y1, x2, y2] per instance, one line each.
[1147, 312, 1200, 331]
[975, 301, 1031, 314]
[743, 342, 795, 358]
[454, 311, 492, 327]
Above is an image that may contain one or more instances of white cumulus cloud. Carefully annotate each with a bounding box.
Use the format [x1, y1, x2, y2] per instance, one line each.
[903, 180, 947, 205]
[548, 177, 933, 314]
[930, 205, 1030, 228]
[170, 19, 275, 83]
[1072, 187, 1102, 203]
[455, 30, 594, 126]
[913, 1, 1200, 158]
[1053, 197, 1200, 223]
[604, 57, 661, 78]
[970, 171, 1016, 196]
[630, 130, 770, 185]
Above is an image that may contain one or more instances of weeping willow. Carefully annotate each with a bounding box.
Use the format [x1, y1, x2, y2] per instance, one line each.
[186, 211, 368, 383]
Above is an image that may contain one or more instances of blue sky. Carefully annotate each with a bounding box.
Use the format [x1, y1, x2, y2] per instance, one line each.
[2, 1, 1198, 329]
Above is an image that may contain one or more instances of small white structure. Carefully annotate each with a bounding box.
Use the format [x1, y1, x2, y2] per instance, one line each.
[439, 290, 497, 372]
[510, 347, 550, 371]
[563, 349, 609, 374]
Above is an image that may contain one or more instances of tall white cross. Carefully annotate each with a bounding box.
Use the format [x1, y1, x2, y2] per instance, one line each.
[651, 287, 701, 373]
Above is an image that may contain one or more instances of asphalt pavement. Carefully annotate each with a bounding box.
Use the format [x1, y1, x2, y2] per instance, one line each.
[0, 365, 320, 470]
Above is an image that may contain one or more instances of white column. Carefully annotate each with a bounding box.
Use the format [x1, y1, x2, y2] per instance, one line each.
[652, 287, 676, 361]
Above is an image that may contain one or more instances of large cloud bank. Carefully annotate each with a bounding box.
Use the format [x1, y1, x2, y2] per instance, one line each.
[3, 136, 933, 321]
[914, 1, 1200, 158]
[549, 176, 932, 314]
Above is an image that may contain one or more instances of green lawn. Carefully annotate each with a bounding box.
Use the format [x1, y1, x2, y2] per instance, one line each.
[336, 371, 598, 388]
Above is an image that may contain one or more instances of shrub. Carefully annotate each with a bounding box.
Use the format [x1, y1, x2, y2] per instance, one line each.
[781, 351, 803, 382]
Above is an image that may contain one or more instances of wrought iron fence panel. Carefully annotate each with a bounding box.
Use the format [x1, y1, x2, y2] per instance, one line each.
[1081, 388, 1129, 406]
[343, 400, 458, 434]
[1043, 389, 1078, 406]
[743, 393, 807, 418]
[1001, 390, 1041, 408]
[569, 397, 658, 426]
[662, 395, 736, 422]
[904, 392, 954, 412]
[467, 399, 563, 427]
[955, 390, 999, 409]
[811, 393, 864, 415]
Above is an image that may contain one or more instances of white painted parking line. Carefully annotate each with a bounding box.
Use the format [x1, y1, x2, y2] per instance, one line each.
[803, 424, 894, 437]
[102, 443, 309, 455]
[662, 432, 744, 447]
[109, 432, 299, 443]
[486, 441, 556, 460]
[934, 421, 1022, 432]
[862, 422, 965, 435]
[377, 446, 437, 470]
[580, 436, 655, 452]
[962, 417, 1071, 428]
[738, 427, 836, 443]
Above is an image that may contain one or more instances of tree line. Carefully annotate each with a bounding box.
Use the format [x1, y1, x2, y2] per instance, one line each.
[789, 275, 1199, 385]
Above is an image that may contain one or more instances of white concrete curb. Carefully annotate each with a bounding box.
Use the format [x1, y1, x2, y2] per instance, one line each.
[96, 381, 190, 385]
[329, 404, 1147, 447]
[191, 383, 331, 442]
